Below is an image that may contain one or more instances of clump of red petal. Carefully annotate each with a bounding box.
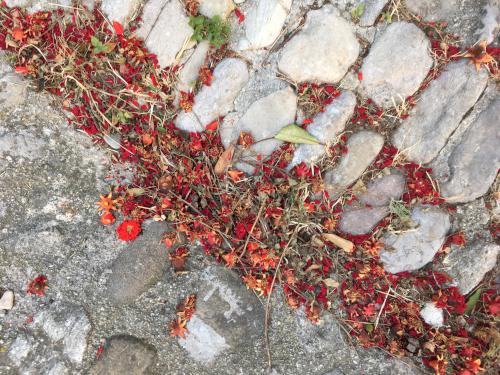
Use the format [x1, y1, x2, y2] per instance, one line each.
[27, 274, 48, 297]
[116, 220, 142, 241]
[168, 294, 196, 338]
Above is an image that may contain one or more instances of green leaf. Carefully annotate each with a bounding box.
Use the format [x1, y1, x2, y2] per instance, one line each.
[364, 323, 374, 333]
[274, 124, 321, 145]
[90, 35, 100, 47]
[351, 3, 365, 19]
[464, 288, 482, 316]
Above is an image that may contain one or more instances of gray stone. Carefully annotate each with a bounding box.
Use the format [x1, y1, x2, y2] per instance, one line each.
[288, 91, 356, 169]
[359, 22, 433, 108]
[339, 206, 389, 235]
[221, 87, 297, 173]
[0, 62, 28, 109]
[476, 1, 500, 44]
[443, 242, 499, 294]
[177, 41, 211, 93]
[175, 58, 249, 132]
[358, 171, 406, 206]
[380, 206, 450, 273]
[101, 0, 141, 26]
[393, 60, 488, 164]
[137, 0, 193, 68]
[420, 302, 444, 327]
[358, 0, 389, 27]
[199, 0, 234, 19]
[324, 131, 384, 198]
[278, 6, 360, 83]
[438, 98, 500, 203]
[240, 0, 292, 50]
[33, 302, 91, 363]
[104, 221, 169, 305]
[179, 266, 264, 363]
[90, 336, 157, 375]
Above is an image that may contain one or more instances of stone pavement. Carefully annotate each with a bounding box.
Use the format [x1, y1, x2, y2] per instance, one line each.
[1, 0, 499, 374]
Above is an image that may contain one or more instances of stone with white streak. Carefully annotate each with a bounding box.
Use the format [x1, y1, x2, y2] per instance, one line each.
[443, 242, 499, 295]
[359, 22, 432, 108]
[380, 206, 450, 274]
[137, 0, 193, 68]
[393, 61, 488, 164]
[0, 290, 14, 310]
[240, 0, 292, 50]
[199, 0, 235, 19]
[278, 6, 360, 83]
[288, 91, 356, 170]
[324, 131, 384, 198]
[420, 302, 444, 328]
[175, 58, 249, 132]
[101, 0, 141, 26]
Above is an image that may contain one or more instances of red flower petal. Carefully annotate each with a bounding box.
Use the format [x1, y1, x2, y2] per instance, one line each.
[113, 21, 124, 35]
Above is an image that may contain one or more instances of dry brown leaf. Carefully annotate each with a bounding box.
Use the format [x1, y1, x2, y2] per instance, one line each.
[322, 233, 354, 253]
[322, 278, 339, 288]
[464, 40, 494, 71]
[214, 145, 235, 175]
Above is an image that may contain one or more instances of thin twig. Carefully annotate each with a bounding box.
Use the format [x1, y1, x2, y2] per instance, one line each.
[237, 201, 266, 261]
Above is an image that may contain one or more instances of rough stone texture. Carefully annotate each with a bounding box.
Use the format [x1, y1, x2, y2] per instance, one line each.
[175, 58, 249, 132]
[393, 61, 488, 164]
[278, 5, 360, 83]
[137, 0, 193, 68]
[420, 302, 444, 328]
[436, 98, 500, 203]
[177, 41, 211, 93]
[199, 0, 235, 19]
[380, 206, 451, 274]
[0, 61, 28, 109]
[288, 91, 356, 169]
[324, 131, 384, 198]
[104, 221, 169, 305]
[359, 22, 433, 108]
[339, 206, 389, 235]
[443, 242, 499, 294]
[358, 171, 406, 207]
[240, 0, 292, 50]
[358, 0, 389, 27]
[90, 336, 157, 375]
[179, 266, 264, 363]
[405, 0, 500, 46]
[101, 0, 141, 26]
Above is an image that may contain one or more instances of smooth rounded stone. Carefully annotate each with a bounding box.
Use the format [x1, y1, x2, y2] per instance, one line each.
[380, 206, 450, 274]
[136, 0, 193, 68]
[323, 131, 384, 198]
[221, 87, 297, 173]
[443, 242, 499, 295]
[101, 0, 141, 26]
[179, 266, 264, 364]
[177, 41, 211, 93]
[278, 5, 360, 83]
[32, 302, 91, 364]
[175, 58, 249, 132]
[358, 170, 406, 206]
[288, 91, 356, 170]
[0, 290, 14, 310]
[393, 61, 488, 164]
[359, 22, 433, 108]
[420, 302, 444, 328]
[358, 0, 389, 27]
[104, 221, 169, 305]
[439, 98, 500, 203]
[199, 0, 235, 19]
[90, 336, 157, 375]
[240, 0, 292, 50]
[339, 206, 389, 235]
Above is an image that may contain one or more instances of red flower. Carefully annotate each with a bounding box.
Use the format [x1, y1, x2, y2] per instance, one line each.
[27, 275, 48, 296]
[116, 220, 141, 241]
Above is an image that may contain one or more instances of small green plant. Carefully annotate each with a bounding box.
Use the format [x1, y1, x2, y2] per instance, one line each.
[90, 35, 114, 54]
[381, 11, 393, 24]
[350, 3, 365, 21]
[389, 199, 411, 222]
[189, 15, 230, 48]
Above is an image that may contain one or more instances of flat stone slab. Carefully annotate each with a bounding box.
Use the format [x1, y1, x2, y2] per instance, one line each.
[380, 206, 450, 274]
[179, 265, 264, 364]
[339, 206, 389, 235]
[443, 242, 499, 295]
[177, 41, 211, 93]
[278, 5, 359, 83]
[393, 60, 488, 164]
[358, 0, 389, 27]
[101, 0, 141, 26]
[137, 0, 193, 68]
[90, 336, 157, 375]
[199, 0, 235, 19]
[104, 221, 169, 305]
[358, 171, 406, 206]
[438, 98, 500, 203]
[359, 22, 432, 108]
[324, 131, 384, 198]
[288, 91, 356, 170]
[240, 0, 292, 50]
[175, 58, 249, 132]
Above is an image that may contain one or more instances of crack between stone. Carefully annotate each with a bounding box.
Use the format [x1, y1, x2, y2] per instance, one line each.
[144, 0, 172, 43]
